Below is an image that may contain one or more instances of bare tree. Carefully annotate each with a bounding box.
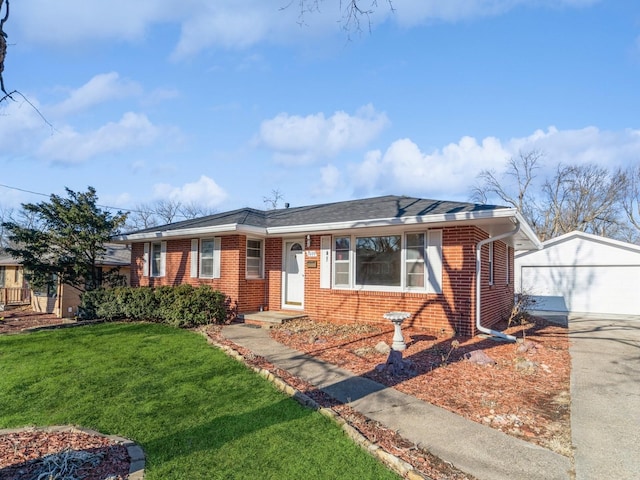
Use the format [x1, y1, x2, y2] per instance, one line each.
[263, 189, 285, 210]
[471, 150, 544, 233]
[124, 199, 217, 232]
[0, 203, 14, 249]
[622, 164, 640, 233]
[288, 0, 394, 34]
[180, 201, 216, 219]
[473, 151, 634, 243]
[539, 164, 626, 240]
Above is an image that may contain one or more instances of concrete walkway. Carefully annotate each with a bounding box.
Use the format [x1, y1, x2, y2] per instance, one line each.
[223, 324, 572, 480]
[569, 315, 640, 480]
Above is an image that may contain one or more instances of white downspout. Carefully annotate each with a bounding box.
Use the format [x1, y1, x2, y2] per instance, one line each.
[475, 221, 521, 342]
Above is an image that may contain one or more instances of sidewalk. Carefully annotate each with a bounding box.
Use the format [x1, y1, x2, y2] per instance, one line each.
[223, 323, 572, 480]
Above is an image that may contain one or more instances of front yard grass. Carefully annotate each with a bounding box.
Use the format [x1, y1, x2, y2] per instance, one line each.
[0, 322, 399, 479]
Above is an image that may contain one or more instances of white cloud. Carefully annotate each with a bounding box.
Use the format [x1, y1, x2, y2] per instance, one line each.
[14, 1, 599, 57]
[51, 72, 142, 117]
[38, 112, 163, 164]
[153, 175, 228, 207]
[313, 164, 344, 196]
[257, 104, 389, 165]
[0, 95, 50, 154]
[343, 125, 640, 201]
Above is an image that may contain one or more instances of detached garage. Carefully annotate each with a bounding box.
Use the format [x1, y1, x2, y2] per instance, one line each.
[515, 231, 640, 316]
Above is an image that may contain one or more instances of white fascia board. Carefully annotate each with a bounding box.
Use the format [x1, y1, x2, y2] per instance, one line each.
[267, 208, 517, 235]
[113, 224, 267, 242]
[514, 211, 543, 250]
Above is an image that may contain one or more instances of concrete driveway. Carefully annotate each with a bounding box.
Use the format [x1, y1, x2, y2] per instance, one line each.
[568, 315, 640, 479]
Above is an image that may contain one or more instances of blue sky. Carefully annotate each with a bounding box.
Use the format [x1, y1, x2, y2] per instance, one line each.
[1, 0, 639, 217]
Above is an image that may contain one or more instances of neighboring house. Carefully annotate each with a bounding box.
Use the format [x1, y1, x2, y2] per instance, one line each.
[1, 244, 131, 317]
[515, 231, 640, 317]
[0, 253, 30, 307]
[114, 195, 540, 337]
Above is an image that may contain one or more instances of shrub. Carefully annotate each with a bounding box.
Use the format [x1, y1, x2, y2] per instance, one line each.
[80, 285, 236, 327]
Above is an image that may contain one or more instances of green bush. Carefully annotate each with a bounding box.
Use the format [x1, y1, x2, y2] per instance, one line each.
[80, 284, 237, 327]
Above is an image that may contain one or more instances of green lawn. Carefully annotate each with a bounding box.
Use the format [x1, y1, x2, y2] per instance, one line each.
[0, 323, 399, 479]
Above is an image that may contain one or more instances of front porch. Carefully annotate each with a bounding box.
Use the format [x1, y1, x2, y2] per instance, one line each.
[0, 287, 31, 308]
[240, 311, 307, 328]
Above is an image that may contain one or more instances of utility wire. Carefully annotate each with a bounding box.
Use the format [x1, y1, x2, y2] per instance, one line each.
[0, 183, 148, 215]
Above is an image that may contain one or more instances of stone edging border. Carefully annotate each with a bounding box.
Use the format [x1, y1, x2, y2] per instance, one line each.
[204, 335, 431, 480]
[0, 425, 145, 480]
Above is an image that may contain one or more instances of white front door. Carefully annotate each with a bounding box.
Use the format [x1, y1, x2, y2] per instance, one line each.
[283, 241, 304, 308]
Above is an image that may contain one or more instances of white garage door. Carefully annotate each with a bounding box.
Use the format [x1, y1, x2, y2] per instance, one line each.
[520, 265, 640, 315]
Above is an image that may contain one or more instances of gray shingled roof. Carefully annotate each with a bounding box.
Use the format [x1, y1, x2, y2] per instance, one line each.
[124, 195, 507, 235]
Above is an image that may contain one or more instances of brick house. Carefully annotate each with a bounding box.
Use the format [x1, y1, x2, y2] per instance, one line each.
[114, 195, 540, 337]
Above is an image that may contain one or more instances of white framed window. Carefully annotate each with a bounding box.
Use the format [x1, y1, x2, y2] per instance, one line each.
[330, 231, 442, 293]
[190, 238, 221, 279]
[200, 239, 216, 278]
[333, 236, 351, 287]
[246, 239, 263, 279]
[146, 241, 166, 278]
[406, 233, 425, 289]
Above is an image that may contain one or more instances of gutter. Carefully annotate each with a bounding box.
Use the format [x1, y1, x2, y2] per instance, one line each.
[475, 220, 521, 342]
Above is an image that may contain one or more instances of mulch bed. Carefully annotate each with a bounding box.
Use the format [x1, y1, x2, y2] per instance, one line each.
[0, 307, 70, 334]
[0, 429, 130, 480]
[268, 317, 571, 457]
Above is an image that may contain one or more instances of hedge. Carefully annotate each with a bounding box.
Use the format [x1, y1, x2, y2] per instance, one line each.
[80, 284, 237, 328]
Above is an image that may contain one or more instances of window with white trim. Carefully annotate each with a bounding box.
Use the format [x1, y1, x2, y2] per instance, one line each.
[406, 233, 425, 288]
[333, 237, 351, 286]
[246, 239, 263, 278]
[330, 231, 442, 292]
[151, 242, 164, 277]
[200, 239, 216, 278]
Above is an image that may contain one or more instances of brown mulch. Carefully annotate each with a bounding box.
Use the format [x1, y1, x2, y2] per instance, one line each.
[0, 307, 69, 334]
[0, 429, 130, 480]
[268, 317, 571, 457]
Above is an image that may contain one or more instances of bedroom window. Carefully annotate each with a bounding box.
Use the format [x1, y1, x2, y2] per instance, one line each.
[246, 239, 263, 278]
[200, 239, 216, 278]
[151, 242, 163, 277]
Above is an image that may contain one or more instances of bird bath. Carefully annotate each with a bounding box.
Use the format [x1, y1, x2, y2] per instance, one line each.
[383, 311, 411, 351]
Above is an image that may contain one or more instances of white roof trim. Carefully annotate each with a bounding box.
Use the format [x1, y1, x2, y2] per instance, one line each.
[113, 223, 267, 241]
[518, 230, 640, 255]
[112, 207, 542, 250]
[267, 208, 518, 234]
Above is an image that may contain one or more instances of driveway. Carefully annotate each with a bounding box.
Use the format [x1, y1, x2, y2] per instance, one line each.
[568, 315, 640, 479]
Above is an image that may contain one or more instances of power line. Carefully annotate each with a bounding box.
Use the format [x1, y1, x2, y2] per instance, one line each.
[0, 183, 145, 214]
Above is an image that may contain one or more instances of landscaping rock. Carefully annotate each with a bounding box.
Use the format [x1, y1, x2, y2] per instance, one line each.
[515, 358, 538, 373]
[375, 341, 391, 355]
[464, 349, 497, 365]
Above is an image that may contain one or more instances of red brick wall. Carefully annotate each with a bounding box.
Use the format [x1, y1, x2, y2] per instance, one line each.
[299, 226, 513, 337]
[128, 225, 514, 337]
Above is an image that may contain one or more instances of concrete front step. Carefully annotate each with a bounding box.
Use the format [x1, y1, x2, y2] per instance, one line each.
[241, 311, 307, 328]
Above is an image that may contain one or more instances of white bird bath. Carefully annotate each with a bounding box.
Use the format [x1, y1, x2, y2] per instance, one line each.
[384, 311, 411, 351]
